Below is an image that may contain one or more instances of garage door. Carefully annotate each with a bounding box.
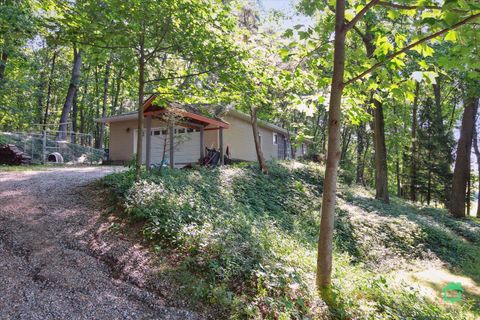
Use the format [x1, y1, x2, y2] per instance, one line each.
[134, 127, 201, 165]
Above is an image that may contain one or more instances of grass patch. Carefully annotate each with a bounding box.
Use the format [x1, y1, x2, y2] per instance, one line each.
[104, 161, 479, 319]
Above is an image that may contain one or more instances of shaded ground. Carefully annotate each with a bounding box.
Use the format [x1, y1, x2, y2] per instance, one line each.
[0, 167, 202, 320]
[339, 186, 480, 313]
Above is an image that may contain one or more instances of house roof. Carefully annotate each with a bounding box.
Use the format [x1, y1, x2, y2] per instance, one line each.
[143, 95, 229, 129]
[95, 95, 290, 135]
[221, 108, 289, 135]
[95, 95, 229, 129]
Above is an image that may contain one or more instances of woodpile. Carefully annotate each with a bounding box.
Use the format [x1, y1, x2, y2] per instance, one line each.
[0, 144, 32, 165]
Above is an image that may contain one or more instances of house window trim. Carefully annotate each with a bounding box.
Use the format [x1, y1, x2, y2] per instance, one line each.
[273, 133, 278, 145]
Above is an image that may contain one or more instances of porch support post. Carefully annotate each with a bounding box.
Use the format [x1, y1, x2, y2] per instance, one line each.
[169, 121, 174, 168]
[145, 115, 152, 171]
[219, 127, 224, 165]
[200, 127, 205, 160]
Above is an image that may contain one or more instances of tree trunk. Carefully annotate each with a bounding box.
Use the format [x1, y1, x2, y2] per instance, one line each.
[71, 91, 78, 144]
[361, 24, 389, 202]
[356, 123, 366, 185]
[316, 0, 345, 292]
[467, 164, 471, 216]
[450, 97, 478, 218]
[58, 48, 82, 141]
[321, 112, 328, 154]
[43, 50, 58, 130]
[372, 99, 389, 203]
[410, 82, 420, 201]
[396, 157, 401, 197]
[94, 67, 100, 147]
[113, 69, 123, 115]
[0, 50, 7, 82]
[427, 167, 432, 205]
[250, 106, 268, 174]
[473, 128, 480, 218]
[340, 127, 352, 162]
[98, 59, 111, 149]
[135, 50, 146, 181]
[37, 71, 46, 125]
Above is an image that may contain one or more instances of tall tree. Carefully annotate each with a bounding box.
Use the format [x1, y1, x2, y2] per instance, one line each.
[450, 97, 478, 217]
[63, 0, 238, 180]
[58, 47, 82, 140]
[98, 58, 111, 149]
[473, 126, 480, 218]
[410, 82, 420, 201]
[296, 0, 480, 291]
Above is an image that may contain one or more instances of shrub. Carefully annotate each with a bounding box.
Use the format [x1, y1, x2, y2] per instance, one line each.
[103, 162, 478, 319]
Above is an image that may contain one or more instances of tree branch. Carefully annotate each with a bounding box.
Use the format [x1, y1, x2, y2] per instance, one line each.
[144, 66, 223, 84]
[378, 1, 467, 12]
[345, 0, 381, 32]
[344, 13, 480, 86]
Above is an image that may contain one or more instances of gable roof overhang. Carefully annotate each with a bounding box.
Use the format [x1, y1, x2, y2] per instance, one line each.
[96, 94, 229, 130]
[143, 95, 229, 130]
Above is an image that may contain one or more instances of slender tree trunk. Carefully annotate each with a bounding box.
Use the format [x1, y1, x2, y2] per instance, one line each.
[317, 0, 346, 291]
[356, 123, 366, 185]
[427, 168, 432, 205]
[473, 128, 480, 218]
[396, 158, 401, 196]
[340, 127, 352, 162]
[321, 112, 328, 154]
[98, 59, 112, 149]
[372, 99, 389, 202]
[94, 67, 100, 147]
[391, 105, 401, 197]
[361, 25, 389, 202]
[37, 71, 46, 125]
[250, 106, 268, 174]
[71, 91, 78, 144]
[410, 82, 420, 201]
[43, 50, 57, 130]
[467, 164, 471, 216]
[363, 130, 371, 185]
[113, 69, 122, 115]
[135, 49, 146, 181]
[0, 50, 7, 82]
[58, 48, 82, 140]
[450, 97, 478, 218]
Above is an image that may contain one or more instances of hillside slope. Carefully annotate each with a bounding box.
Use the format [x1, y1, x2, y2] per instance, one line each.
[104, 162, 480, 319]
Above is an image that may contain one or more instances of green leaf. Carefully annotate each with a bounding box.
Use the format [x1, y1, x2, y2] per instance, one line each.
[418, 60, 429, 70]
[444, 30, 457, 42]
[279, 48, 290, 61]
[387, 10, 399, 20]
[283, 29, 293, 38]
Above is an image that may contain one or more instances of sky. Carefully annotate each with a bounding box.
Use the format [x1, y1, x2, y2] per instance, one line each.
[258, 0, 312, 30]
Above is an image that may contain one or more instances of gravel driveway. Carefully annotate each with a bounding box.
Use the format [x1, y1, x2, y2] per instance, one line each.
[0, 167, 201, 320]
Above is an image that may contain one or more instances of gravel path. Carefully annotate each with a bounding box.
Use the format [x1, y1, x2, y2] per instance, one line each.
[0, 167, 201, 320]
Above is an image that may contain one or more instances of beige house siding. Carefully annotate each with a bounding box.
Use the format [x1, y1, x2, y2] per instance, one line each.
[109, 118, 169, 161]
[109, 120, 136, 161]
[221, 114, 278, 161]
[204, 128, 218, 149]
[106, 112, 290, 163]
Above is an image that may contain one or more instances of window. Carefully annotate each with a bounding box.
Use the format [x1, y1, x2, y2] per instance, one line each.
[162, 129, 167, 135]
[178, 128, 186, 134]
[153, 130, 161, 136]
[273, 133, 278, 145]
[187, 128, 194, 133]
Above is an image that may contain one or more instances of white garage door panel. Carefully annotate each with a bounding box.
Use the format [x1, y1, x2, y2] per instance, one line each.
[134, 127, 200, 165]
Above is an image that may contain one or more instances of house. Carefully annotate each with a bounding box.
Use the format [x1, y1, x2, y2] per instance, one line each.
[96, 95, 307, 167]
